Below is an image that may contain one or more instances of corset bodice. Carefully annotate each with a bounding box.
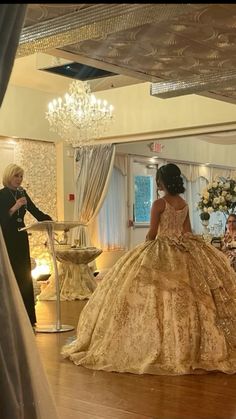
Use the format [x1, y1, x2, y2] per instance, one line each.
[158, 199, 188, 237]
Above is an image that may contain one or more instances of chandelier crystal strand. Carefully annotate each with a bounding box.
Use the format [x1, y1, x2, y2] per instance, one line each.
[45, 80, 114, 147]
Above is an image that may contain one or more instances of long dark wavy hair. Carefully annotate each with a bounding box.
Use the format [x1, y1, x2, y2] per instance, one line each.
[156, 163, 185, 196]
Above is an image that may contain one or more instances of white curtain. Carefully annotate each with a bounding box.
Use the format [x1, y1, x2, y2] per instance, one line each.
[97, 166, 127, 250]
[183, 176, 227, 235]
[73, 144, 115, 246]
[183, 176, 208, 234]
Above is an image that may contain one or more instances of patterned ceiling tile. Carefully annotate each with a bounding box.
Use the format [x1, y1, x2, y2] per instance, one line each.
[19, 3, 236, 103]
[24, 4, 94, 27]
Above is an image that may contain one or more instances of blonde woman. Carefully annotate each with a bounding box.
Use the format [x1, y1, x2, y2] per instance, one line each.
[0, 164, 52, 326]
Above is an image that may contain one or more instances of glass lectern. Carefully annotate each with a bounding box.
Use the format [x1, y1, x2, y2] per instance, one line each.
[20, 220, 83, 333]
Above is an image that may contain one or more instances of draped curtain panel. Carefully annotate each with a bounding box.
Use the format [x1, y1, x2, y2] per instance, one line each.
[0, 4, 27, 107]
[73, 144, 115, 246]
[97, 165, 127, 251]
[183, 176, 208, 234]
[114, 153, 128, 176]
[89, 154, 128, 250]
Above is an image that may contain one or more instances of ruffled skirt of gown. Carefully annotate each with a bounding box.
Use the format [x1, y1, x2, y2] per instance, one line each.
[62, 234, 236, 375]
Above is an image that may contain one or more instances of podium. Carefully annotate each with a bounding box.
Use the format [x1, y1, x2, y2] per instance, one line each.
[20, 220, 84, 333]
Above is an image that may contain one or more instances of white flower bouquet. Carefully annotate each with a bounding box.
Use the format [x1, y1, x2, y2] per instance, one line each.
[198, 178, 236, 219]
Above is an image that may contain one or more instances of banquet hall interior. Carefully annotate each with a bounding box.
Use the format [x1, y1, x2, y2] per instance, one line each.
[2, 4, 236, 419]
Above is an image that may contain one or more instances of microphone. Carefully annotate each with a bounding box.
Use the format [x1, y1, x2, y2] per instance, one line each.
[17, 187, 27, 210]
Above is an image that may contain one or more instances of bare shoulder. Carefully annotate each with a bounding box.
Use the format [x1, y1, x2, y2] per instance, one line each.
[152, 198, 166, 212]
[178, 195, 187, 205]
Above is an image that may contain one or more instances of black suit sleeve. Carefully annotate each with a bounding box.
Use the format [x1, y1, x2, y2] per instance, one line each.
[25, 191, 52, 222]
[0, 190, 12, 229]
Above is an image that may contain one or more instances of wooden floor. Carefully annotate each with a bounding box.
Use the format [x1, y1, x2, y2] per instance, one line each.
[35, 300, 236, 419]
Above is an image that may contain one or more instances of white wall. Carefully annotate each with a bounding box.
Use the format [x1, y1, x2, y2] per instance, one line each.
[95, 83, 236, 140]
[117, 137, 236, 167]
[1, 81, 236, 143]
[0, 85, 58, 142]
[0, 141, 15, 186]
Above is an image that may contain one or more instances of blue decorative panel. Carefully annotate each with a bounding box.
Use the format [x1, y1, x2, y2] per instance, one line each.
[134, 175, 153, 223]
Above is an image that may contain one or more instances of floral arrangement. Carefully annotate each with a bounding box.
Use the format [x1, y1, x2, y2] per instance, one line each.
[198, 178, 236, 219]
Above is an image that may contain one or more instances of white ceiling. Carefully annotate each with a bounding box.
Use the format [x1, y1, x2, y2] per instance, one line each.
[9, 54, 71, 94]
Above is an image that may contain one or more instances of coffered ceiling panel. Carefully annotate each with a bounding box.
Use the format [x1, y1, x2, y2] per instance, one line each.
[16, 3, 236, 103]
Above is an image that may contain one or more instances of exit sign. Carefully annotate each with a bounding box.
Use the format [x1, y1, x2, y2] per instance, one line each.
[150, 142, 164, 153]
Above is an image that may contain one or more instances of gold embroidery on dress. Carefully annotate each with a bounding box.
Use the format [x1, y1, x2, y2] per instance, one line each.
[62, 201, 236, 374]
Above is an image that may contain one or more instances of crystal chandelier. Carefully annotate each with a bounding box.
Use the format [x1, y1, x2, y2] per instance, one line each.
[46, 80, 114, 147]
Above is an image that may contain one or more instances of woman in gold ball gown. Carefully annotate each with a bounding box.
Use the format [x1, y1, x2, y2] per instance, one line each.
[62, 164, 236, 375]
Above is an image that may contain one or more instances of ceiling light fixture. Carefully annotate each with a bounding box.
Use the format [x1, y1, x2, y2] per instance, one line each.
[45, 80, 114, 147]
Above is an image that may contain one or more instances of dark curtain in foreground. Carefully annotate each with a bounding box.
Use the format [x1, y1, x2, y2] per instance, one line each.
[0, 4, 27, 106]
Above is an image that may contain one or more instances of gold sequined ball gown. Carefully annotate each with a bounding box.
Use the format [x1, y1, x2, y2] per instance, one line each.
[62, 200, 236, 375]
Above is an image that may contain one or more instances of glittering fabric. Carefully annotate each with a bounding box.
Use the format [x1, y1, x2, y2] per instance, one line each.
[62, 202, 236, 375]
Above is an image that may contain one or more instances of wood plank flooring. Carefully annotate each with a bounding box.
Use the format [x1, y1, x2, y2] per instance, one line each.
[35, 300, 236, 419]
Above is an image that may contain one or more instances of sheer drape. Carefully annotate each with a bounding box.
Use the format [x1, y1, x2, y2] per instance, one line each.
[0, 5, 27, 106]
[97, 166, 127, 250]
[73, 144, 115, 246]
[183, 176, 208, 234]
[114, 153, 128, 176]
